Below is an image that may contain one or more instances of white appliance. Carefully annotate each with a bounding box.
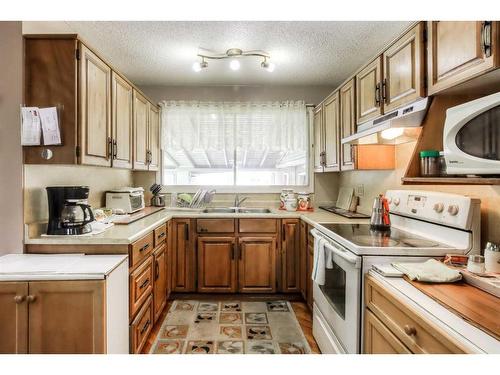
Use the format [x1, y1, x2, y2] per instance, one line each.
[443, 91, 500, 174]
[311, 190, 481, 354]
[106, 187, 145, 213]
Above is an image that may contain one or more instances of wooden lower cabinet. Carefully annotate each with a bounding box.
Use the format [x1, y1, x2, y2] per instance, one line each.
[238, 237, 277, 293]
[0, 282, 28, 353]
[130, 295, 153, 354]
[364, 310, 411, 354]
[153, 244, 167, 323]
[172, 218, 196, 292]
[197, 237, 237, 293]
[282, 219, 300, 292]
[129, 257, 153, 319]
[299, 220, 308, 299]
[306, 235, 314, 311]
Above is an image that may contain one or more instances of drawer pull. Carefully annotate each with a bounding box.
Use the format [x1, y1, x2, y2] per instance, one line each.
[14, 295, 25, 304]
[157, 232, 166, 239]
[403, 324, 417, 336]
[199, 228, 207, 232]
[140, 319, 151, 335]
[139, 279, 150, 289]
[139, 243, 150, 252]
[26, 295, 36, 303]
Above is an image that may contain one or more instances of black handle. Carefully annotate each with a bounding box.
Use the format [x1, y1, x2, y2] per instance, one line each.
[155, 260, 159, 280]
[184, 224, 189, 241]
[382, 78, 387, 103]
[78, 204, 95, 225]
[239, 242, 242, 260]
[140, 319, 150, 335]
[112, 139, 117, 159]
[158, 232, 166, 239]
[231, 243, 235, 260]
[107, 137, 113, 159]
[139, 278, 150, 289]
[375, 83, 381, 106]
[282, 224, 286, 242]
[139, 243, 150, 252]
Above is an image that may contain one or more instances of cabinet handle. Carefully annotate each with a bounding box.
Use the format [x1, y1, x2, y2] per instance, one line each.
[155, 260, 159, 280]
[140, 319, 151, 335]
[403, 324, 417, 336]
[282, 224, 286, 242]
[139, 278, 150, 289]
[107, 137, 113, 159]
[184, 224, 189, 241]
[14, 295, 25, 304]
[481, 21, 492, 57]
[231, 243, 235, 260]
[112, 139, 117, 159]
[382, 78, 387, 103]
[158, 232, 166, 239]
[26, 295, 36, 303]
[139, 243, 150, 252]
[239, 243, 243, 260]
[375, 83, 381, 106]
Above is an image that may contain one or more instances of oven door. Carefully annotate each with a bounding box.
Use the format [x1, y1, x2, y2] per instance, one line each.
[312, 236, 362, 354]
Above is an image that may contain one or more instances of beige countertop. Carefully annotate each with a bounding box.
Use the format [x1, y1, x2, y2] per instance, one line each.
[25, 208, 369, 246]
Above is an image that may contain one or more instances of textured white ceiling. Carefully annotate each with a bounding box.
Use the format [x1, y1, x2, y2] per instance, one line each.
[62, 21, 411, 86]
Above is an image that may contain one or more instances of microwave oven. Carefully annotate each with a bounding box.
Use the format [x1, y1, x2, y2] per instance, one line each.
[105, 187, 145, 214]
[443, 91, 500, 175]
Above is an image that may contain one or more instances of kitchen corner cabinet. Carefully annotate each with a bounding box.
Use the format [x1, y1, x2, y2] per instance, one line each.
[339, 79, 356, 170]
[133, 92, 160, 171]
[313, 105, 324, 172]
[281, 219, 300, 292]
[0, 280, 106, 354]
[356, 56, 383, 125]
[172, 219, 196, 292]
[427, 21, 499, 95]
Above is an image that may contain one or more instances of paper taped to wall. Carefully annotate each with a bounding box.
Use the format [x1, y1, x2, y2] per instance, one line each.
[21, 107, 41, 145]
[39, 107, 61, 145]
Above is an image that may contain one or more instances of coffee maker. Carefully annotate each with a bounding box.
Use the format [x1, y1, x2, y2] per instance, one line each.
[46, 186, 95, 235]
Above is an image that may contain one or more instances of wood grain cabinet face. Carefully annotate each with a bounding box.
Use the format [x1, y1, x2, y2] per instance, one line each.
[323, 92, 340, 172]
[153, 245, 167, 323]
[281, 219, 300, 292]
[129, 257, 153, 319]
[339, 79, 356, 171]
[364, 310, 411, 354]
[383, 23, 425, 111]
[299, 221, 308, 300]
[428, 21, 497, 95]
[238, 237, 277, 293]
[130, 295, 153, 354]
[133, 90, 149, 170]
[78, 44, 112, 167]
[0, 282, 28, 354]
[313, 105, 324, 172]
[111, 72, 133, 169]
[172, 219, 196, 292]
[148, 104, 160, 171]
[197, 237, 237, 293]
[28, 280, 105, 354]
[356, 56, 383, 125]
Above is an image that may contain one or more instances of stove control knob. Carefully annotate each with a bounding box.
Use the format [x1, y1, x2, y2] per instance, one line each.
[447, 205, 459, 216]
[393, 198, 400, 206]
[433, 203, 444, 213]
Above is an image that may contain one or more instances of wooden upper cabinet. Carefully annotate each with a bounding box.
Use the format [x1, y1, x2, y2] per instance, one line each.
[111, 72, 133, 169]
[356, 56, 383, 124]
[383, 23, 425, 111]
[197, 237, 237, 293]
[339, 78, 356, 170]
[172, 219, 196, 292]
[148, 103, 160, 171]
[428, 21, 498, 95]
[0, 282, 28, 354]
[133, 90, 149, 170]
[28, 280, 105, 354]
[281, 219, 300, 292]
[238, 237, 276, 293]
[313, 105, 324, 172]
[323, 92, 340, 172]
[78, 43, 112, 167]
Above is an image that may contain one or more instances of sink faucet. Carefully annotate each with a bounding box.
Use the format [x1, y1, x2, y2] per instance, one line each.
[234, 194, 248, 208]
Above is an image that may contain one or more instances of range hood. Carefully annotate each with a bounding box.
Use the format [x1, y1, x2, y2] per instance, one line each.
[342, 97, 430, 145]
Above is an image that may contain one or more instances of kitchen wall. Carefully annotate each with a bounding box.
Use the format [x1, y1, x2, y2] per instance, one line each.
[24, 165, 133, 223]
[0, 22, 24, 255]
[338, 141, 500, 245]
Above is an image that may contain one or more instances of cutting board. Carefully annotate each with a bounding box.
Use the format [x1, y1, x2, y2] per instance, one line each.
[112, 206, 164, 225]
[406, 277, 500, 340]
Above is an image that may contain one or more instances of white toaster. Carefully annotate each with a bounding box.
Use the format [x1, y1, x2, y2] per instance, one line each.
[105, 187, 145, 214]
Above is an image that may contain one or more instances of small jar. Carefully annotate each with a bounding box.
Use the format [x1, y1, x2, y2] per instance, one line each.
[438, 151, 448, 176]
[420, 150, 440, 177]
[297, 192, 312, 211]
[467, 254, 486, 274]
[484, 242, 500, 273]
[284, 198, 297, 212]
[280, 189, 294, 210]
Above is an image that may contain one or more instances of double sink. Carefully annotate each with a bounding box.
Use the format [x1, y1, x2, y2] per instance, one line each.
[202, 207, 272, 214]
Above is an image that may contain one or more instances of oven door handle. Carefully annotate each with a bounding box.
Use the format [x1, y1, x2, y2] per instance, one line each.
[323, 241, 361, 268]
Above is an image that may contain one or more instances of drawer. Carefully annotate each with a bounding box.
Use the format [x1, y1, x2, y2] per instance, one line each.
[130, 256, 153, 319]
[365, 275, 468, 354]
[239, 219, 278, 233]
[130, 232, 154, 268]
[154, 223, 167, 247]
[130, 295, 153, 354]
[197, 219, 235, 233]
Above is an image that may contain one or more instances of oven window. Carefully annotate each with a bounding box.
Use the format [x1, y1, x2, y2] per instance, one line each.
[455, 104, 500, 160]
[319, 262, 346, 319]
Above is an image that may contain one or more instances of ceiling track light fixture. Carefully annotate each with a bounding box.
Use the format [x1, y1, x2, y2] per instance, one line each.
[192, 48, 276, 72]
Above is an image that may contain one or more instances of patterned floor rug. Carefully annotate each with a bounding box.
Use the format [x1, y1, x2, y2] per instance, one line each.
[150, 300, 312, 354]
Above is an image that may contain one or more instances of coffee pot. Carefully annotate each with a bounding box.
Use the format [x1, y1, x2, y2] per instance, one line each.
[370, 194, 391, 231]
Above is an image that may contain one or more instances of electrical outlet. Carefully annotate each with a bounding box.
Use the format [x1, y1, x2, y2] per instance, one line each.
[355, 184, 364, 197]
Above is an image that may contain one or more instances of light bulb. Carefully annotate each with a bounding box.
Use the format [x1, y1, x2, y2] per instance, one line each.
[192, 62, 202, 72]
[229, 59, 240, 71]
[380, 128, 405, 140]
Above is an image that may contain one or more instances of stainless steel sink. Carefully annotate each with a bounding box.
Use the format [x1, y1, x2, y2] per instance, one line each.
[202, 207, 272, 214]
[237, 208, 272, 213]
[202, 208, 237, 213]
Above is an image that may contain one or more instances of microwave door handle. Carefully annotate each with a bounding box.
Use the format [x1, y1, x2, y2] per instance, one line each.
[323, 241, 361, 268]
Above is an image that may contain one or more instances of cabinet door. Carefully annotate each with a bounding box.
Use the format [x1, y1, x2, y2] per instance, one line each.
[133, 90, 149, 170]
[148, 103, 160, 171]
[28, 280, 105, 354]
[282, 219, 300, 292]
[299, 220, 308, 300]
[153, 245, 167, 323]
[339, 78, 356, 170]
[306, 227, 314, 311]
[323, 92, 340, 172]
[383, 23, 425, 112]
[313, 105, 324, 172]
[197, 237, 237, 293]
[0, 282, 28, 354]
[428, 21, 497, 95]
[238, 237, 277, 293]
[356, 56, 383, 125]
[172, 219, 196, 292]
[364, 310, 411, 354]
[111, 72, 133, 169]
[79, 44, 112, 167]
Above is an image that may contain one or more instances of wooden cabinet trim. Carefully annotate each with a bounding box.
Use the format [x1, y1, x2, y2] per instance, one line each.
[0, 282, 29, 354]
[281, 219, 300, 292]
[339, 78, 356, 170]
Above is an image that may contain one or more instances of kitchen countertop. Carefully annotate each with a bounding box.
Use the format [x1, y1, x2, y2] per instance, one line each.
[0, 254, 128, 281]
[25, 207, 369, 246]
[368, 270, 500, 354]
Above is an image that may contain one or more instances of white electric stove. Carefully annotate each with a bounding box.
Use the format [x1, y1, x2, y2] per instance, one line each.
[311, 190, 481, 354]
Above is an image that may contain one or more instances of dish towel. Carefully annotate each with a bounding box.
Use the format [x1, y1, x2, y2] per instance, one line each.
[392, 259, 462, 283]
